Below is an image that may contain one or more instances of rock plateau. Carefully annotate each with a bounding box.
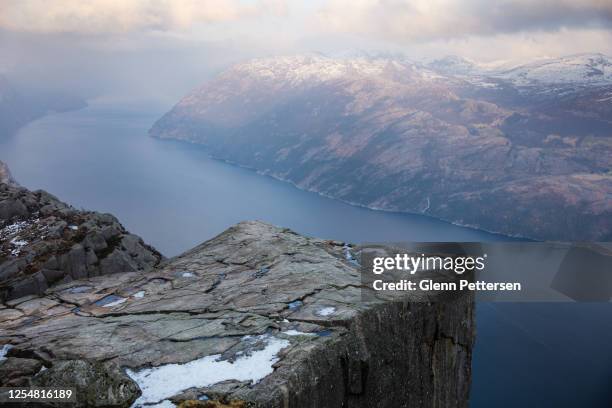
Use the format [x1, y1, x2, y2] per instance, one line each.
[1, 217, 474, 407]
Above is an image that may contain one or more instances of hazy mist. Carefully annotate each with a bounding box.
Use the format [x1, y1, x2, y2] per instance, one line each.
[1, 0, 611, 107]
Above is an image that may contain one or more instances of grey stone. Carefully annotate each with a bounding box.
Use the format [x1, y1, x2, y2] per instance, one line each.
[32, 360, 141, 407]
[99, 250, 137, 275]
[0, 173, 163, 302]
[41, 268, 66, 284]
[0, 357, 43, 387]
[83, 231, 108, 252]
[97, 213, 118, 224]
[32, 271, 48, 293]
[101, 225, 122, 240]
[1, 221, 473, 408]
[64, 244, 88, 280]
[86, 249, 98, 266]
[0, 198, 27, 219]
[43, 256, 59, 270]
[0, 259, 26, 281]
[46, 220, 68, 238]
[40, 203, 61, 216]
[7, 276, 38, 300]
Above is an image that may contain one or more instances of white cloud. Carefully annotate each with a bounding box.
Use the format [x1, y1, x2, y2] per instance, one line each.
[406, 28, 612, 62]
[314, 0, 612, 43]
[0, 0, 288, 34]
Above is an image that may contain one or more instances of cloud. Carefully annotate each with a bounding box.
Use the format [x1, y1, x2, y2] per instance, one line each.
[314, 0, 612, 43]
[0, 0, 287, 34]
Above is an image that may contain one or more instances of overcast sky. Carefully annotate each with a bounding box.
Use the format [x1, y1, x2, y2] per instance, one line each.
[1, 0, 611, 106]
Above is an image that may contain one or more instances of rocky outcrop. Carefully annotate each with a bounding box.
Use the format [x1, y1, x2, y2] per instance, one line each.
[0, 221, 474, 408]
[0, 166, 163, 301]
[0, 161, 16, 186]
[150, 55, 612, 241]
[32, 360, 142, 407]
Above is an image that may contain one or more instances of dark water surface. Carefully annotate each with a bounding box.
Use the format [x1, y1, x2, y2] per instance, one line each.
[1, 102, 610, 407]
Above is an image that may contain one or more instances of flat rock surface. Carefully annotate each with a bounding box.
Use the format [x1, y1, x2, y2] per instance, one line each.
[0, 221, 474, 408]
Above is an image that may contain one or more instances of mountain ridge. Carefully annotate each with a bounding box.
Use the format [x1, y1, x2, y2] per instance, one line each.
[151, 53, 612, 241]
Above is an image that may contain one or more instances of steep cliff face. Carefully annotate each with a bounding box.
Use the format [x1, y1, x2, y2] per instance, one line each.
[0, 162, 163, 301]
[150, 54, 612, 241]
[0, 221, 474, 408]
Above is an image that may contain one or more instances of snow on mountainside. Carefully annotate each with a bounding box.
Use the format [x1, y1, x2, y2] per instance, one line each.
[422, 53, 612, 86]
[221, 55, 444, 85]
[151, 52, 612, 241]
[425, 56, 478, 75]
[494, 53, 612, 85]
[173, 55, 453, 127]
[180, 53, 612, 100]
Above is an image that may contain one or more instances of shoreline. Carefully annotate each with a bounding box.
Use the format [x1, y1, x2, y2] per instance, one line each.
[153, 134, 529, 242]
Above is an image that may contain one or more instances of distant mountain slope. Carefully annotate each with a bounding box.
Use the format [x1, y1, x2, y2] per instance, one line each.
[151, 54, 612, 241]
[426, 56, 478, 75]
[0, 75, 86, 137]
[494, 53, 612, 85]
[425, 53, 612, 85]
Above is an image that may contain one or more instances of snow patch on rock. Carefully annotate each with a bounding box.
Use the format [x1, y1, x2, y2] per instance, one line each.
[10, 238, 28, 256]
[316, 307, 336, 317]
[126, 334, 289, 406]
[0, 344, 13, 361]
[95, 295, 128, 308]
[283, 330, 316, 337]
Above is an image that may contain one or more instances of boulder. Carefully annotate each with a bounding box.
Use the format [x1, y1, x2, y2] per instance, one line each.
[32, 360, 141, 407]
[0, 357, 43, 386]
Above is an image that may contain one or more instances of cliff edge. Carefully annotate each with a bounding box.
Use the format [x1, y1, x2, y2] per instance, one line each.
[0, 221, 474, 407]
[0, 161, 163, 301]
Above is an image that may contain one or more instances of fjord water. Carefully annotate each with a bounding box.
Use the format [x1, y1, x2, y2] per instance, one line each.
[1, 102, 610, 407]
[0, 101, 513, 256]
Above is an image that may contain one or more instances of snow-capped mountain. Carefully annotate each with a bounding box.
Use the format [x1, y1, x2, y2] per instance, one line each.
[493, 53, 612, 85]
[422, 53, 612, 87]
[224, 53, 612, 89]
[150, 53, 612, 241]
[172, 55, 455, 128]
[425, 56, 479, 75]
[219, 55, 442, 86]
